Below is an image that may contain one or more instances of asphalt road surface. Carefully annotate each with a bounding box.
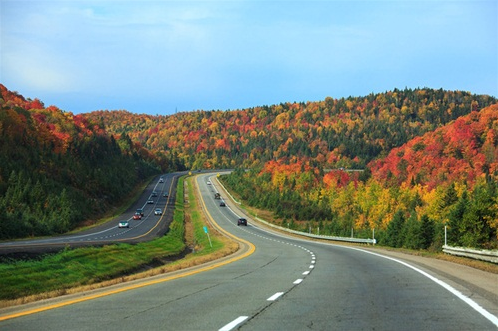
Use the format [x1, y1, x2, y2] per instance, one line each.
[0, 173, 181, 256]
[0, 173, 496, 330]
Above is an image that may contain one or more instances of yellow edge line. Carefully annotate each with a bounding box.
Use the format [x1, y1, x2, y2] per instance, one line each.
[0, 174, 255, 322]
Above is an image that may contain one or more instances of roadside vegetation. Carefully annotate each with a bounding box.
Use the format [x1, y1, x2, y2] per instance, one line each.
[223, 182, 498, 274]
[0, 176, 237, 307]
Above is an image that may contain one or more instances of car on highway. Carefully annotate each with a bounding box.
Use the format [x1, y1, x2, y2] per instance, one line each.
[163, 192, 169, 197]
[133, 213, 142, 220]
[147, 199, 154, 204]
[151, 191, 158, 197]
[219, 202, 226, 207]
[237, 218, 247, 226]
[136, 208, 144, 216]
[159, 177, 164, 183]
[118, 221, 129, 228]
[154, 208, 162, 215]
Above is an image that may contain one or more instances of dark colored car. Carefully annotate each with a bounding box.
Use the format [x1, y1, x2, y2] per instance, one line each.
[219, 202, 226, 207]
[136, 208, 144, 216]
[237, 218, 247, 226]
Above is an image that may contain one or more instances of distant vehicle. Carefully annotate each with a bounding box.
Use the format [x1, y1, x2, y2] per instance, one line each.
[147, 200, 154, 204]
[207, 181, 211, 185]
[154, 208, 162, 215]
[133, 213, 142, 220]
[136, 208, 144, 216]
[237, 218, 247, 226]
[118, 221, 129, 228]
[219, 202, 226, 207]
[214, 193, 221, 199]
[159, 177, 164, 183]
[151, 192, 158, 197]
[163, 192, 169, 197]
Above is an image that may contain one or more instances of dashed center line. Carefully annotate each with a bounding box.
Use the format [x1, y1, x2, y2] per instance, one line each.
[215, 195, 318, 330]
[267, 292, 285, 301]
[219, 316, 249, 331]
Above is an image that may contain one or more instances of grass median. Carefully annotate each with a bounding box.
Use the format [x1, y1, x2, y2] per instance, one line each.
[0, 175, 238, 307]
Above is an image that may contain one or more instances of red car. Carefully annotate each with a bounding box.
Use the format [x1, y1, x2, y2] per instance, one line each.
[133, 213, 142, 220]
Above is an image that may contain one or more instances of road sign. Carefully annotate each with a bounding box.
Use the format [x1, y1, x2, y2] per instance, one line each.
[203, 226, 212, 247]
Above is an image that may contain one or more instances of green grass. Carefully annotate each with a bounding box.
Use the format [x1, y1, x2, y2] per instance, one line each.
[186, 178, 224, 253]
[0, 176, 189, 301]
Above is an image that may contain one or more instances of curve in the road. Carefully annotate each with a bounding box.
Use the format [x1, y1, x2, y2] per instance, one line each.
[0, 173, 255, 322]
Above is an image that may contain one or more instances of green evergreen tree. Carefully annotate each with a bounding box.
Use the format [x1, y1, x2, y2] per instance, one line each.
[419, 214, 435, 249]
[403, 213, 421, 249]
[385, 210, 406, 247]
[459, 182, 496, 247]
[447, 191, 469, 245]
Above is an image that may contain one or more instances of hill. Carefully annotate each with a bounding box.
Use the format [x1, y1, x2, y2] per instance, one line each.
[2, 84, 497, 248]
[370, 104, 498, 190]
[85, 88, 497, 170]
[0, 84, 162, 239]
[221, 103, 498, 249]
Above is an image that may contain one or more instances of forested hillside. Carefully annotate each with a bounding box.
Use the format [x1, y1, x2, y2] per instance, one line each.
[222, 104, 498, 249]
[86, 88, 497, 170]
[2, 84, 497, 249]
[0, 84, 163, 239]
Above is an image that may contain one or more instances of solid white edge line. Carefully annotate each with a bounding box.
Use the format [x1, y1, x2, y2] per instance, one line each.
[219, 316, 249, 331]
[267, 292, 285, 301]
[249, 221, 498, 327]
[346, 246, 498, 327]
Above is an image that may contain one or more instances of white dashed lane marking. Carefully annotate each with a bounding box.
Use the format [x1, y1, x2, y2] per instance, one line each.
[219, 316, 249, 331]
[267, 292, 285, 301]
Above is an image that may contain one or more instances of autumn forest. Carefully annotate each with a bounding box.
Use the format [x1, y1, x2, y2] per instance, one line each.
[1, 84, 497, 249]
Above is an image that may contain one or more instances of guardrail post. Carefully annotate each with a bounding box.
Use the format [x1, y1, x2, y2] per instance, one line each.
[444, 225, 447, 246]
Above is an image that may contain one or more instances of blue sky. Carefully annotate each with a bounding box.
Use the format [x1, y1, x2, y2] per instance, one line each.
[1, 1, 497, 115]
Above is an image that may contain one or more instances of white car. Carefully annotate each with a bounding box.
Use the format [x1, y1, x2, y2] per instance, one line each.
[154, 208, 162, 215]
[118, 221, 129, 228]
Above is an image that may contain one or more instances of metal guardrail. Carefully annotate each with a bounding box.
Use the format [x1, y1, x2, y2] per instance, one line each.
[214, 174, 376, 245]
[217, 175, 498, 253]
[255, 216, 376, 244]
[442, 245, 498, 264]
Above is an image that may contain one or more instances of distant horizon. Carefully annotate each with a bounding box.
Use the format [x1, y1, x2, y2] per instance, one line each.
[3, 83, 497, 116]
[2, 1, 496, 115]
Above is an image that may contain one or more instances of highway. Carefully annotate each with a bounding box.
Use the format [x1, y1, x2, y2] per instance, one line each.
[0, 173, 497, 330]
[0, 173, 181, 255]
